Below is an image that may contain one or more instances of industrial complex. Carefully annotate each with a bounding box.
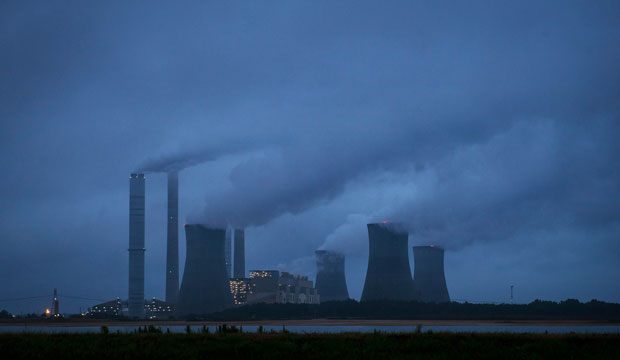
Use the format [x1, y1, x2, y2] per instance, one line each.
[120, 173, 451, 318]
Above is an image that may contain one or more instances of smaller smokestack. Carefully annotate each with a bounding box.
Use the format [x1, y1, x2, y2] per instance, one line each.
[315, 250, 349, 301]
[225, 228, 232, 278]
[233, 229, 245, 278]
[165, 171, 179, 304]
[412, 245, 450, 303]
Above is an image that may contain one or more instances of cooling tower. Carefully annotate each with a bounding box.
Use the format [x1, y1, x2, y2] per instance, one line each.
[361, 223, 414, 302]
[128, 173, 145, 318]
[233, 228, 245, 278]
[225, 228, 232, 278]
[315, 250, 349, 301]
[176, 225, 233, 316]
[412, 246, 450, 303]
[165, 171, 179, 304]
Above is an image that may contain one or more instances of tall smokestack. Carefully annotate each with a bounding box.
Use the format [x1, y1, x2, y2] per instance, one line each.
[412, 246, 450, 303]
[315, 250, 349, 301]
[361, 223, 414, 302]
[233, 228, 245, 278]
[165, 171, 179, 304]
[225, 228, 232, 278]
[128, 173, 145, 318]
[176, 225, 233, 316]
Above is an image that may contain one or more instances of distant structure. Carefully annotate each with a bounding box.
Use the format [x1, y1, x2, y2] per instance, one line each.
[53, 288, 59, 317]
[412, 246, 450, 303]
[128, 173, 146, 318]
[176, 225, 233, 316]
[233, 228, 245, 278]
[229, 277, 250, 305]
[225, 228, 232, 278]
[361, 223, 414, 302]
[165, 171, 179, 305]
[315, 250, 349, 301]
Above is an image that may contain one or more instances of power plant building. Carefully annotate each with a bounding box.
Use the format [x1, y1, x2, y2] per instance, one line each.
[165, 171, 179, 304]
[361, 223, 414, 302]
[278, 272, 320, 304]
[176, 225, 233, 316]
[412, 246, 450, 303]
[245, 270, 319, 305]
[233, 228, 245, 278]
[128, 173, 146, 318]
[246, 270, 280, 304]
[229, 277, 250, 305]
[315, 250, 349, 301]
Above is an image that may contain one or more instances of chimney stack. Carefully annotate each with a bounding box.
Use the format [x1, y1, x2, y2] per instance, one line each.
[128, 173, 146, 318]
[165, 171, 179, 304]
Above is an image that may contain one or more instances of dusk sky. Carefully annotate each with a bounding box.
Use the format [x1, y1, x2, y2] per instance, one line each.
[1, 1, 619, 314]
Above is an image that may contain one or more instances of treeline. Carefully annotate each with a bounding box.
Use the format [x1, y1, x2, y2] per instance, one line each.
[199, 299, 620, 321]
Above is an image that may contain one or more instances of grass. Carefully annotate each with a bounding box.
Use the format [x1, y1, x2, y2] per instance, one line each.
[1, 330, 620, 359]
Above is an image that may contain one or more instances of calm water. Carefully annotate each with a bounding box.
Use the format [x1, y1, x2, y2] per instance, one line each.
[1, 325, 619, 334]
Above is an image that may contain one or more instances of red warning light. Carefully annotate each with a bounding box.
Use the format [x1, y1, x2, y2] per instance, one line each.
[183, 224, 187, 227]
[382, 220, 388, 224]
[429, 244, 435, 247]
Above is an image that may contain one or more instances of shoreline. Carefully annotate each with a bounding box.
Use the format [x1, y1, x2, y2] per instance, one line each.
[1, 319, 619, 327]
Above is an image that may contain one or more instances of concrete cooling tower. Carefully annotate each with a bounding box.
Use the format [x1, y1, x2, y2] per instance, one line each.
[176, 225, 233, 316]
[361, 223, 414, 302]
[412, 246, 450, 303]
[315, 250, 349, 301]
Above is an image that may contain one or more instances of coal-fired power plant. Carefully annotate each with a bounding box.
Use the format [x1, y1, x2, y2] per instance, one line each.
[361, 223, 414, 302]
[233, 228, 245, 278]
[176, 225, 233, 316]
[128, 173, 146, 318]
[315, 250, 349, 301]
[165, 171, 179, 304]
[412, 246, 450, 303]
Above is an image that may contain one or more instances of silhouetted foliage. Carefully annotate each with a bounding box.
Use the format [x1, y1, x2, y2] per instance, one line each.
[2, 332, 620, 359]
[200, 299, 620, 321]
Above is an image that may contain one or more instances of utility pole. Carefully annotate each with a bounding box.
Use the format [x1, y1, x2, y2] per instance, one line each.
[510, 284, 514, 304]
[53, 289, 59, 316]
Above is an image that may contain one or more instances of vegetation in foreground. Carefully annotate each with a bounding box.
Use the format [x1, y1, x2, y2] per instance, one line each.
[1, 327, 620, 360]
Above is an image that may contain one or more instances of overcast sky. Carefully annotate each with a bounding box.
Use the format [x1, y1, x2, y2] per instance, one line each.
[1, 1, 619, 314]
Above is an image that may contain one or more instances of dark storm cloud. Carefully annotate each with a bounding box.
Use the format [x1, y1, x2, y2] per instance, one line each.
[1, 0, 620, 312]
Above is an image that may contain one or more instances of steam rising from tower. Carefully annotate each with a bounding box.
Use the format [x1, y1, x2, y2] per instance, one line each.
[165, 171, 179, 304]
[412, 246, 450, 303]
[361, 223, 414, 302]
[315, 250, 349, 301]
[128, 173, 145, 318]
[176, 225, 233, 316]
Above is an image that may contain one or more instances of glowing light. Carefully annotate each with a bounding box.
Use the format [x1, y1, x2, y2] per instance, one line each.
[382, 220, 388, 224]
[45, 309, 51, 315]
[429, 244, 435, 247]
